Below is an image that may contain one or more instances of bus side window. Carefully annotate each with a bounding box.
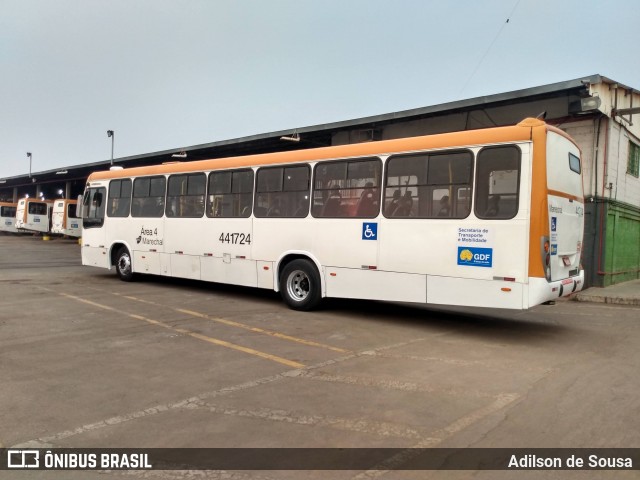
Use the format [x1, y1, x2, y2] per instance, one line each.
[255, 165, 309, 218]
[474, 146, 521, 220]
[132, 176, 166, 218]
[207, 169, 254, 218]
[312, 158, 381, 218]
[384, 150, 472, 219]
[108, 179, 132, 217]
[167, 173, 205, 218]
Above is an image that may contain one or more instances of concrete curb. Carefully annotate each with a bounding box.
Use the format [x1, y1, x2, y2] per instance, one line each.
[573, 294, 640, 306]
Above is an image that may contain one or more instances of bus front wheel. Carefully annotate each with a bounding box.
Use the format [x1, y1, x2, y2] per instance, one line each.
[280, 259, 321, 311]
[115, 247, 134, 282]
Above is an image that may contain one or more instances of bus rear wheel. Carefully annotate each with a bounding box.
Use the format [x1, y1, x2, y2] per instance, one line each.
[280, 259, 321, 311]
[115, 247, 134, 281]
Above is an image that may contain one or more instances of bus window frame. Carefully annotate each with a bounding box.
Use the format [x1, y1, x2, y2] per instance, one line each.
[569, 152, 581, 174]
[474, 145, 522, 221]
[67, 202, 79, 219]
[131, 175, 166, 218]
[206, 168, 254, 218]
[254, 164, 311, 218]
[1, 206, 16, 218]
[28, 201, 48, 216]
[166, 172, 206, 218]
[311, 157, 382, 219]
[107, 178, 133, 218]
[382, 149, 474, 219]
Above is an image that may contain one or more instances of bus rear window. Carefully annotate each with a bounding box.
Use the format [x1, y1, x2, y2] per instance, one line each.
[569, 153, 581, 174]
[1, 206, 16, 217]
[28, 202, 47, 215]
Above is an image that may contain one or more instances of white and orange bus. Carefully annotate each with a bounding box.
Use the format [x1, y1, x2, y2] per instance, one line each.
[80, 118, 584, 310]
[51, 199, 81, 237]
[15, 198, 54, 234]
[0, 202, 18, 233]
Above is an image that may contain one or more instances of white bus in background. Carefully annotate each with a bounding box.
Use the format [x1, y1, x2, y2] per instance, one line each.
[80, 118, 585, 311]
[15, 198, 54, 234]
[51, 199, 81, 237]
[0, 202, 18, 233]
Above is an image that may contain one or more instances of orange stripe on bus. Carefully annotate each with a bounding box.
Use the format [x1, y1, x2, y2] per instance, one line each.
[527, 124, 549, 279]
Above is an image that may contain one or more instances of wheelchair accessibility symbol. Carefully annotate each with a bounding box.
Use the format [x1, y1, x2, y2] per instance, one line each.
[362, 222, 378, 240]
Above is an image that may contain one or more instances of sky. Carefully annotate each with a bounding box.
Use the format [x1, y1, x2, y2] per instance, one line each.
[1, 0, 639, 179]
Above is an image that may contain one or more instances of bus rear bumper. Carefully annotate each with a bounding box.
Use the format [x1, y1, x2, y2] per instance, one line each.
[528, 270, 585, 307]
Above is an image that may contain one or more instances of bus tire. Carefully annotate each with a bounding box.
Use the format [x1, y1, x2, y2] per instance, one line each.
[280, 259, 321, 311]
[115, 247, 134, 282]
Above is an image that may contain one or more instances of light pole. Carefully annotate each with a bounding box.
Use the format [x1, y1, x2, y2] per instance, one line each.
[27, 152, 32, 177]
[107, 130, 114, 165]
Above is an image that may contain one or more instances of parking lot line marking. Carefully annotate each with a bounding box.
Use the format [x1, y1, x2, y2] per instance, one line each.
[175, 307, 349, 353]
[88, 287, 349, 354]
[12, 338, 425, 448]
[297, 371, 498, 399]
[351, 393, 521, 478]
[371, 351, 482, 367]
[57, 292, 304, 369]
[198, 402, 423, 440]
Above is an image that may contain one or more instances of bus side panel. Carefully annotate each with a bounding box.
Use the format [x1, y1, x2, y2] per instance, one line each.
[379, 221, 529, 281]
[170, 254, 200, 280]
[252, 218, 378, 285]
[0, 217, 17, 233]
[133, 250, 161, 274]
[128, 217, 164, 275]
[164, 217, 203, 280]
[197, 216, 256, 287]
[201, 256, 258, 287]
[324, 268, 427, 303]
[65, 220, 82, 237]
[82, 227, 108, 268]
[427, 276, 524, 309]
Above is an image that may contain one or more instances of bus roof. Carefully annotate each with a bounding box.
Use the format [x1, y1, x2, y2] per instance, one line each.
[88, 118, 569, 181]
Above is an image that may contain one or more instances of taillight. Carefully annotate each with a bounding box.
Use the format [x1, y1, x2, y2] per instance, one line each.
[541, 236, 551, 281]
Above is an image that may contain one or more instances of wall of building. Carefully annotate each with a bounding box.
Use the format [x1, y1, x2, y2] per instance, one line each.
[603, 201, 640, 285]
[566, 82, 640, 287]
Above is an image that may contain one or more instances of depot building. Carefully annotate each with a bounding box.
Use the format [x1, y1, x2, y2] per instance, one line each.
[1, 74, 638, 288]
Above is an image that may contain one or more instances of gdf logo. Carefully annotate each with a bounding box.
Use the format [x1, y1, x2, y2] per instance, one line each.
[457, 246, 493, 268]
